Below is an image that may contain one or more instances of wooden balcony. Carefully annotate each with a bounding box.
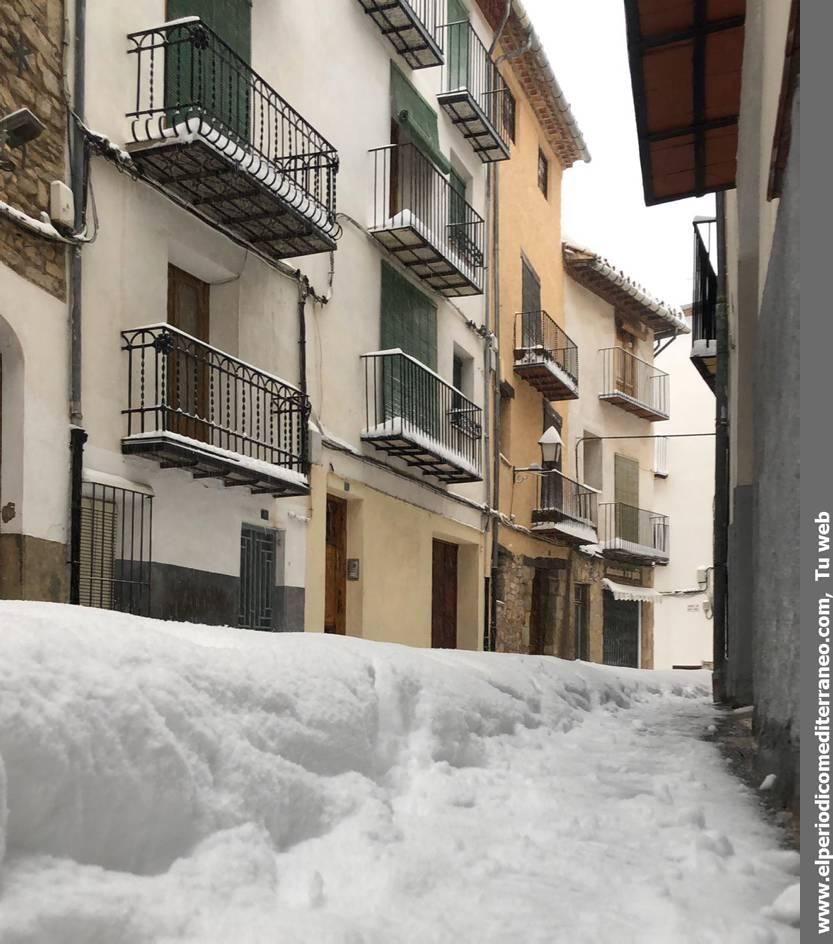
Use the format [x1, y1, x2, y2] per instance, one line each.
[531, 470, 598, 546]
[369, 144, 485, 297]
[599, 502, 669, 565]
[436, 21, 510, 163]
[125, 20, 340, 261]
[121, 325, 310, 498]
[361, 350, 483, 483]
[513, 310, 579, 401]
[599, 348, 669, 421]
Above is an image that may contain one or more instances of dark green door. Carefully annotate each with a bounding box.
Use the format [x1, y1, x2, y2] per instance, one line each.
[447, 0, 470, 90]
[521, 258, 542, 348]
[603, 595, 640, 667]
[165, 0, 252, 140]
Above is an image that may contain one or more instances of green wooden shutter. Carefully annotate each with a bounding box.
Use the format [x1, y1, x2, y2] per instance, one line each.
[390, 64, 450, 174]
[614, 455, 640, 542]
[166, 0, 252, 138]
[380, 262, 438, 430]
[447, 0, 470, 91]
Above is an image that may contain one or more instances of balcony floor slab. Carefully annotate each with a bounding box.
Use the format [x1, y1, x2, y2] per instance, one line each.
[599, 391, 669, 421]
[437, 90, 510, 164]
[128, 135, 337, 261]
[122, 431, 310, 498]
[514, 352, 579, 401]
[370, 218, 483, 297]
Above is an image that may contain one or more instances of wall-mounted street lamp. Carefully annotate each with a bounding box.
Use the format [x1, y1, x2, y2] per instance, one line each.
[513, 426, 564, 478]
[0, 107, 45, 171]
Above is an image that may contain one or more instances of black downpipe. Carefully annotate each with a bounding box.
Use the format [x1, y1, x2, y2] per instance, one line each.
[68, 427, 88, 604]
[297, 276, 308, 397]
[712, 191, 730, 701]
[68, 0, 87, 602]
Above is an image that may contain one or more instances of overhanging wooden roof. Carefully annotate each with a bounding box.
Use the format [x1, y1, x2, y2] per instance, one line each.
[623, 0, 746, 206]
[563, 242, 689, 339]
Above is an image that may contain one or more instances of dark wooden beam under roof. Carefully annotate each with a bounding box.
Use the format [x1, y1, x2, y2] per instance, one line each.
[623, 0, 746, 206]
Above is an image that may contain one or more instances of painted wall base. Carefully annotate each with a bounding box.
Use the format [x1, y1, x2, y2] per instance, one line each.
[0, 533, 67, 603]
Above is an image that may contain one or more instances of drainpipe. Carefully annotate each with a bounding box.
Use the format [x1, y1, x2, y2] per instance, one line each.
[712, 191, 730, 702]
[488, 150, 502, 654]
[68, 0, 87, 602]
[297, 275, 309, 397]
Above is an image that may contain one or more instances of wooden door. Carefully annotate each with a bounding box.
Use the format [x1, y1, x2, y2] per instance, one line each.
[325, 496, 347, 635]
[431, 539, 458, 649]
[167, 265, 210, 441]
[521, 258, 542, 348]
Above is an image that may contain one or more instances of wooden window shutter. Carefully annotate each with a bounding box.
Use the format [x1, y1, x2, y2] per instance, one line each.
[166, 0, 251, 61]
[79, 495, 116, 609]
[380, 262, 437, 370]
[614, 454, 639, 507]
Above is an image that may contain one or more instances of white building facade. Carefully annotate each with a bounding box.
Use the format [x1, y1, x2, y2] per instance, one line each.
[57, 0, 501, 642]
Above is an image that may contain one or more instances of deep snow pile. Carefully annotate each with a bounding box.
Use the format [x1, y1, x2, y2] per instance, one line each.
[0, 602, 799, 944]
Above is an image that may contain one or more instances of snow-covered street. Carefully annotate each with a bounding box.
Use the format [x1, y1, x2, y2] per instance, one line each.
[0, 603, 799, 943]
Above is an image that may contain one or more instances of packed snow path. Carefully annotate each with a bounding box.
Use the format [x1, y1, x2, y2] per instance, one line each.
[0, 603, 798, 943]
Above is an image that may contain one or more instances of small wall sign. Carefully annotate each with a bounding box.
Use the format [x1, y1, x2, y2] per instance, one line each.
[347, 558, 360, 581]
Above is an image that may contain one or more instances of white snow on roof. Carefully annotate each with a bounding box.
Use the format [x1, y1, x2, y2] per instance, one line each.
[563, 240, 689, 335]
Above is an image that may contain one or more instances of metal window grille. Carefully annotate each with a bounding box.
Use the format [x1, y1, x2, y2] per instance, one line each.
[239, 524, 276, 630]
[78, 481, 152, 615]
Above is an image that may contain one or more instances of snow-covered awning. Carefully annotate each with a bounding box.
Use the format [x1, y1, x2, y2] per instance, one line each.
[602, 579, 662, 604]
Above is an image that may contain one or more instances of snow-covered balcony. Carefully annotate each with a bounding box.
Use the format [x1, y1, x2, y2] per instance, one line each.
[599, 348, 669, 421]
[369, 144, 485, 297]
[599, 501, 669, 565]
[437, 20, 510, 163]
[531, 470, 598, 546]
[125, 19, 340, 261]
[361, 350, 483, 484]
[691, 218, 718, 393]
[121, 325, 310, 498]
[513, 310, 579, 401]
[356, 0, 444, 69]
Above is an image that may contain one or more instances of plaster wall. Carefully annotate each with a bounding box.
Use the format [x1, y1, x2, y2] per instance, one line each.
[653, 314, 715, 669]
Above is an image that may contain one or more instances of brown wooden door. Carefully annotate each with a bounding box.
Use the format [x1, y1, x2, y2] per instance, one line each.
[325, 496, 347, 635]
[615, 322, 637, 397]
[431, 539, 458, 649]
[167, 265, 210, 441]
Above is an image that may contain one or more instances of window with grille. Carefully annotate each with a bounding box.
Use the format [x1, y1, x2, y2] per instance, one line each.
[239, 524, 277, 631]
[78, 481, 152, 615]
[537, 148, 549, 197]
[574, 584, 589, 661]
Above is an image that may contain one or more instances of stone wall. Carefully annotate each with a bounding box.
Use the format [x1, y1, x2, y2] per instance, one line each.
[0, 0, 68, 300]
[495, 546, 535, 653]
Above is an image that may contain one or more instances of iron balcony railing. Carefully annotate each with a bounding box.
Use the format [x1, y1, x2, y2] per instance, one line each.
[361, 349, 482, 481]
[370, 143, 485, 293]
[438, 19, 510, 160]
[599, 347, 669, 418]
[121, 324, 309, 477]
[126, 19, 340, 238]
[693, 218, 718, 344]
[599, 502, 669, 558]
[536, 469, 598, 526]
[514, 310, 579, 385]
